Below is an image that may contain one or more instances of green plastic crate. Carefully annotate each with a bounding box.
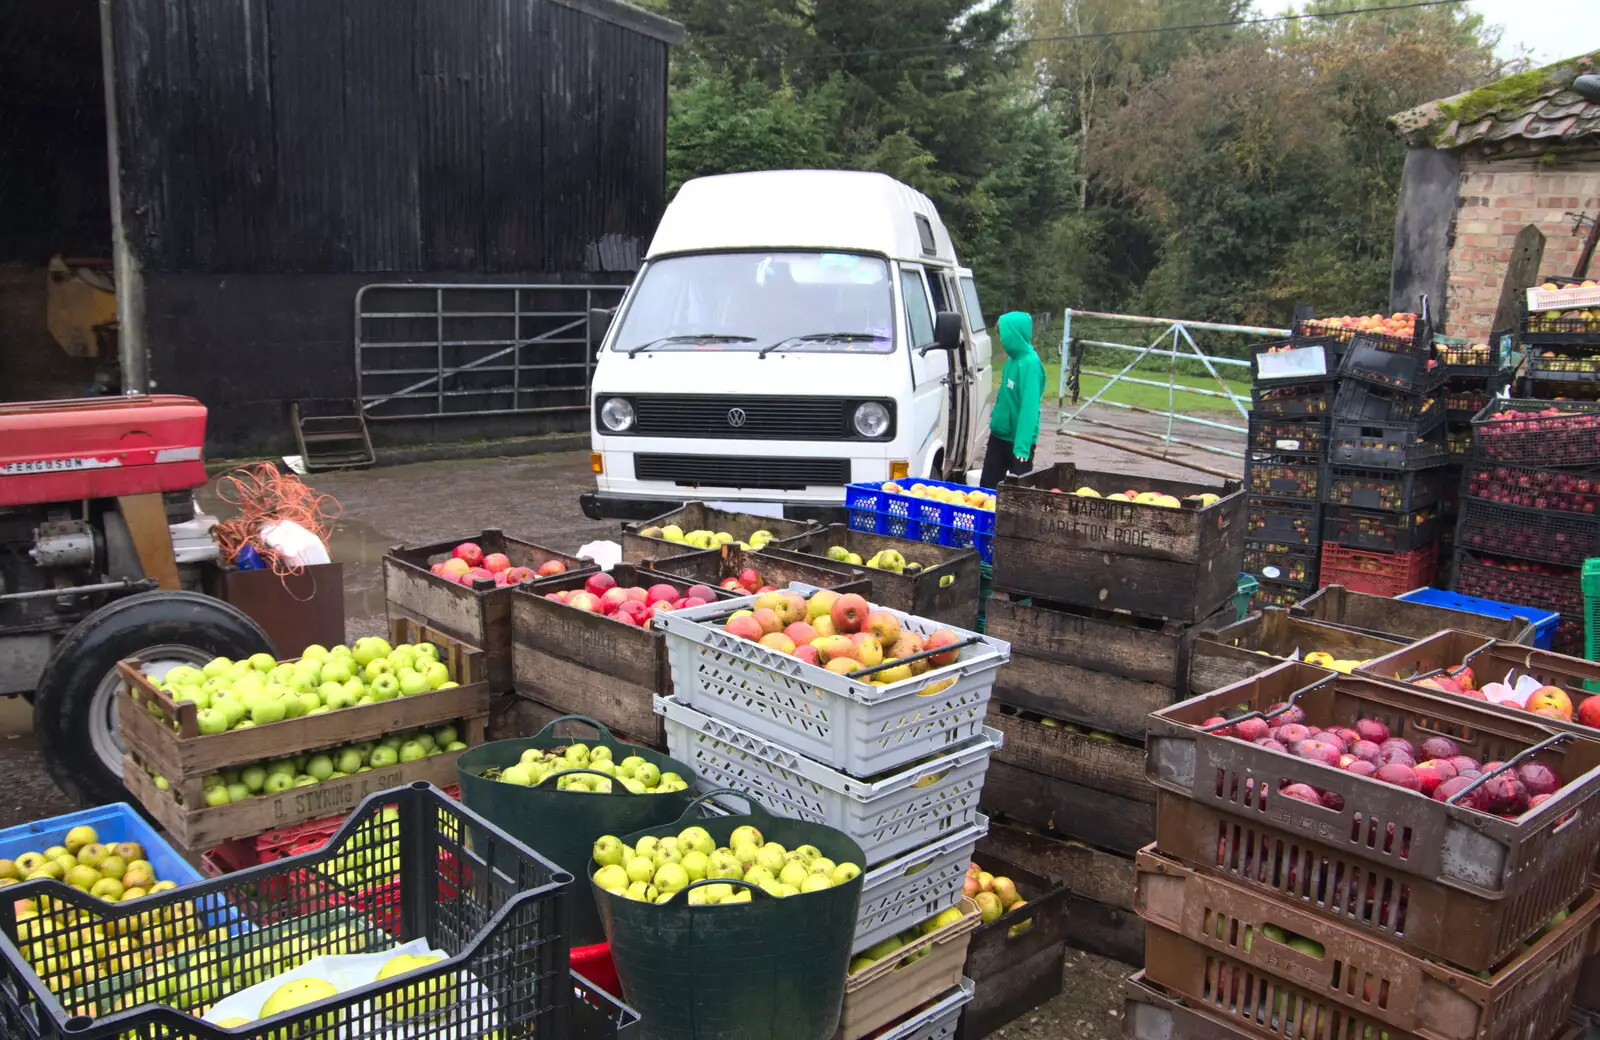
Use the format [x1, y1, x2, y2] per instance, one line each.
[1585, 558, 1600, 690]
[1235, 573, 1259, 622]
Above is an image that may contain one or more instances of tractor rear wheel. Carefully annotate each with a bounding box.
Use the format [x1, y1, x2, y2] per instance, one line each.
[34, 590, 275, 807]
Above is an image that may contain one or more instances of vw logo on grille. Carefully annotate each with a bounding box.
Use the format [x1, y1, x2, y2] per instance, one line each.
[727, 407, 747, 427]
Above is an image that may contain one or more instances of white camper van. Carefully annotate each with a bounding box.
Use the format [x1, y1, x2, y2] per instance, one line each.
[580, 170, 993, 521]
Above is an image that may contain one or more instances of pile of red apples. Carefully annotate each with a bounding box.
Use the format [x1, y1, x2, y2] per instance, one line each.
[544, 572, 718, 628]
[429, 540, 567, 587]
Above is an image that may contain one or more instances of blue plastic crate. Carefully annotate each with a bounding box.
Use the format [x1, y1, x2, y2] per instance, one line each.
[846, 478, 997, 563]
[0, 801, 205, 888]
[1396, 586, 1561, 649]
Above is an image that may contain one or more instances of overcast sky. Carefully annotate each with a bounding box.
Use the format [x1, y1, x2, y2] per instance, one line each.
[1262, 1, 1600, 65]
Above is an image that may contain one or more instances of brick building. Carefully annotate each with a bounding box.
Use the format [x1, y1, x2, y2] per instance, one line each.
[1388, 54, 1600, 340]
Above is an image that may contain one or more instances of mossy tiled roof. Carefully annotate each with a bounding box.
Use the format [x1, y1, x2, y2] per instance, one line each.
[1389, 53, 1600, 155]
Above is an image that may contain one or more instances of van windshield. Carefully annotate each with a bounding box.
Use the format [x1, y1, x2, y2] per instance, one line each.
[611, 252, 895, 354]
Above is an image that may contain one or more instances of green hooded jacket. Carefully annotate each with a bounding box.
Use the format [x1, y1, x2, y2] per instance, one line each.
[990, 312, 1045, 461]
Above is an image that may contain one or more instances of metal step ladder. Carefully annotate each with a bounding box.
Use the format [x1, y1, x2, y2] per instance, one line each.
[291, 399, 375, 471]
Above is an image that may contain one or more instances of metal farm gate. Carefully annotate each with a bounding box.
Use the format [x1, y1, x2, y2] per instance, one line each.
[355, 283, 629, 419]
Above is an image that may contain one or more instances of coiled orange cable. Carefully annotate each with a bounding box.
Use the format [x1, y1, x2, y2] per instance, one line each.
[212, 463, 343, 577]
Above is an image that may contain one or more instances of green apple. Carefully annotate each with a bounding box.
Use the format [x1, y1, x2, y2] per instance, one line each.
[414, 643, 440, 663]
[266, 758, 296, 777]
[564, 743, 591, 766]
[251, 698, 286, 725]
[248, 652, 277, 672]
[301, 644, 329, 659]
[164, 665, 204, 686]
[279, 693, 306, 719]
[679, 826, 715, 856]
[298, 692, 322, 716]
[171, 685, 210, 711]
[291, 659, 321, 684]
[434, 724, 459, 747]
[594, 864, 630, 893]
[286, 673, 317, 696]
[397, 670, 429, 697]
[399, 740, 427, 763]
[414, 732, 437, 753]
[370, 674, 400, 701]
[501, 764, 534, 785]
[195, 708, 228, 735]
[379, 735, 404, 750]
[204, 786, 231, 808]
[215, 693, 248, 727]
[201, 657, 233, 679]
[325, 688, 358, 710]
[617, 756, 643, 779]
[370, 745, 400, 768]
[241, 765, 268, 792]
[319, 657, 355, 684]
[268, 663, 294, 685]
[423, 661, 451, 689]
[388, 646, 417, 672]
[306, 755, 335, 781]
[352, 637, 392, 666]
[593, 836, 625, 866]
[264, 773, 295, 794]
[329, 644, 352, 658]
[336, 748, 364, 774]
[317, 681, 344, 704]
[226, 782, 252, 803]
[363, 658, 393, 682]
[634, 763, 661, 788]
[295, 776, 318, 787]
[342, 677, 365, 699]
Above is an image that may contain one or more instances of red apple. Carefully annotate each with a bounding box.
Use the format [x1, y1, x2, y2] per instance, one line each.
[726, 614, 764, 640]
[687, 585, 718, 604]
[647, 584, 680, 606]
[1277, 724, 1311, 745]
[625, 587, 649, 603]
[1451, 665, 1476, 690]
[613, 610, 640, 626]
[1294, 741, 1342, 767]
[1350, 740, 1382, 764]
[831, 593, 870, 634]
[536, 559, 567, 577]
[1202, 716, 1235, 738]
[1419, 737, 1459, 761]
[1517, 762, 1560, 796]
[1483, 774, 1530, 816]
[793, 645, 820, 666]
[1528, 792, 1554, 811]
[1413, 759, 1457, 796]
[1312, 730, 1349, 752]
[504, 565, 536, 584]
[1267, 703, 1307, 727]
[1321, 790, 1345, 811]
[600, 587, 631, 614]
[1280, 783, 1323, 805]
[1375, 763, 1420, 790]
[483, 552, 511, 574]
[1233, 717, 1270, 742]
[1578, 697, 1600, 728]
[586, 572, 617, 597]
[784, 622, 819, 646]
[752, 608, 783, 635]
[924, 629, 962, 667]
[1343, 760, 1377, 778]
[739, 568, 762, 593]
[683, 597, 710, 609]
[721, 577, 745, 591]
[1447, 755, 1481, 774]
[493, 570, 510, 586]
[464, 567, 495, 586]
[567, 591, 601, 612]
[1354, 719, 1390, 744]
[1255, 738, 1289, 754]
[617, 600, 649, 623]
[1382, 749, 1417, 770]
[453, 541, 485, 567]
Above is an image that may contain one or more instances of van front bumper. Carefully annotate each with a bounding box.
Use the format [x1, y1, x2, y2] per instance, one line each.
[579, 491, 846, 526]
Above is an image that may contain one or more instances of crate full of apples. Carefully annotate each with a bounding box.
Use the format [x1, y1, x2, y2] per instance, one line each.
[653, 584, 1008, 776]
[1148, 660, 1600, 897]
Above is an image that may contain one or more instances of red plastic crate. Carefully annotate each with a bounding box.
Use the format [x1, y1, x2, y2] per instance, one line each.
[1319, 541, 1438, 598]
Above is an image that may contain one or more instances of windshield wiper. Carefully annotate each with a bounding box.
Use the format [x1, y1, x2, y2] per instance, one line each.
[757, 333, 885, 360]
[627, 334, 755, 358]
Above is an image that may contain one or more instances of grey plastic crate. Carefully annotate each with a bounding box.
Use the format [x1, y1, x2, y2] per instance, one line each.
[654, 584, 1010, 776]
[657, 694, 1000, 866]
[881, 979, 976, 1040]
[855, 818, 987, 954]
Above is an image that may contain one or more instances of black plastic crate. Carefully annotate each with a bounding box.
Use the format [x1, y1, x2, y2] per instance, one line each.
[1250, 336, 1345, 387]
[1525, 344, 1600, 384]
[1455, 497, 1600, 569]
[1444, 374, 1510, 420]
[1447, 421, 1474, 458]
[1291, 315, 1430, 347]
[1250, 380, 1335, 418]
[0, 784, 575, 1040]
[1339, 332, 1443, 393]
[1471, 398, 1600, 469]
[1453, 551, 1585, 617]
[1243, 539, 1319, 587]
[1522, 311, 1600, 346]
[1462, 460, 1600, 515]
[573, 972, 640, 1040]
[1323, 503, 1441, 553]
[1436, 337, 1507, 377]
[1324, 465, 1444, 512]
[1247, 415, 1328, 457]
[1332, 379, 1445, 425]
[1249, 576, 1314, 611]
[1246, 457, 1323, 502]
[1245, 496, 1320, 547]
[1330, 417, 1449, 470]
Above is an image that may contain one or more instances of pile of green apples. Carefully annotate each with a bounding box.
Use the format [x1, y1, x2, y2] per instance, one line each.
[824, 544, 931, 574]
[479, 742, 688, 794]
[638, 525, 777, 552]
[151, 722, 470, 807]
[590, 823, 861, 904]
[150, 637, 457, 736]
[0, 825, 167, 903]
[849, 904, 969, 974]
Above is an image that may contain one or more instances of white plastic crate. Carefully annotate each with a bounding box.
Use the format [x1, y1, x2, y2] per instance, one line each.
[1527, 284, 1600, 313]
[854, 817, 987, 954]
[654, 584, 1009, 776]
[657, 694, 1000, 866]
[878, 979, 975, 1040]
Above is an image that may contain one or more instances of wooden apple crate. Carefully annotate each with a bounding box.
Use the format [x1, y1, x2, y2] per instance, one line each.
[983, 593, 1229, 740]
[619, 503, 823, 563]
[763, 523, 984, 629]
[976, 821, 1144, 967]
[992, 462, 1245, 622]
[1188, 606, 1406, 695]
[641, 544, 871, 600]
[953, 851, 1071, 1040]
[982, 709, 1153, 856]
[383, 528, 594, 692]
[118, 616, 491, 822]
[1291, 583, 1539, 644]
[509, 564, 739, 749]
[123, 729, 480, 851]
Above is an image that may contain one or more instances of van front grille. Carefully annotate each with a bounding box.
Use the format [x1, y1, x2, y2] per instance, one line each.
[633, 454, 851, 490]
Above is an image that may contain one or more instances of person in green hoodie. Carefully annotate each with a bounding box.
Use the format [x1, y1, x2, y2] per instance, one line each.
[981, 311, 1046, 489]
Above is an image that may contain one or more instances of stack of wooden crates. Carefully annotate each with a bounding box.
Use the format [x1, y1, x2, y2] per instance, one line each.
[976, 460, 1245, 965]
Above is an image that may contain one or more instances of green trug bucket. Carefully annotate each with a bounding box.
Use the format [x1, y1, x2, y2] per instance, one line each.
[594, 790, 866, 1040]
[457, 714, 699, 947]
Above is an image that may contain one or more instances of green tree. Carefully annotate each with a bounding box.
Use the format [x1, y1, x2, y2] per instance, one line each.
[666, 70, 845, 193]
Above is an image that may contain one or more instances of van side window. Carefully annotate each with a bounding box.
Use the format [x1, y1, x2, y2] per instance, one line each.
[900, 267, 935, 348]
[926, 272, 949, 313]
[959, 276, 986, 335]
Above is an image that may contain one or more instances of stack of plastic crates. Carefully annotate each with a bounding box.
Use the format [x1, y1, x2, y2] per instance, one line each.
[1437, 332, 1512, 584]
[1586, 559, 1600, 686]
[1244, 329, 1343, 610]
[1521, 280, 1600, 397]
[1318, 317, 1447, 597]
[1452, 398, 1600, 655]
[652, 584, 1010, 1030]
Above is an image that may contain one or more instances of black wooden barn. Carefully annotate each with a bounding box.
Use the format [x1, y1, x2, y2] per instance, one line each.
[0, 0, 683, 455]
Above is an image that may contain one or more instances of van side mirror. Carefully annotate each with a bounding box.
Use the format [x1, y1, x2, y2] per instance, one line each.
[920, 311, 963, 355]
[589, 307, 615, 348]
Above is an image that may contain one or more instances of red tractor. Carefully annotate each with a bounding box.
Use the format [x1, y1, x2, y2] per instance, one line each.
[1, 395, 275, 805]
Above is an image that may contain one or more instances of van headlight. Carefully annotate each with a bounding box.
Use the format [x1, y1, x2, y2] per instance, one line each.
[599, 397, 635, 432]
[853, 401, 891, 439]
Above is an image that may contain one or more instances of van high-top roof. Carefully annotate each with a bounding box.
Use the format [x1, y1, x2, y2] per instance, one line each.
[647, 170, 958, 266]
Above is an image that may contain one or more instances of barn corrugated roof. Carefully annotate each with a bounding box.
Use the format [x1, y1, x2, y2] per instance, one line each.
[1389, 53, 1600, 156]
